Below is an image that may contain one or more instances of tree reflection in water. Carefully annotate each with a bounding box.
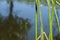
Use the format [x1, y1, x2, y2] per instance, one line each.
[0, 0, 31, 40]
[0, 15, 31, 40]
[53, 33, 60, 40]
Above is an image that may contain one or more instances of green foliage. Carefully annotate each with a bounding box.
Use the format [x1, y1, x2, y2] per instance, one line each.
[36, 0, 60, 40]
[47, 0, 55, 40]
[35, 0, 44, 40]
[54, 7, 60, 32]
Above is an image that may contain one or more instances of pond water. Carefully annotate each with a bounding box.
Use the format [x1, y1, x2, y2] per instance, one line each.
[0, 1, 60, 40]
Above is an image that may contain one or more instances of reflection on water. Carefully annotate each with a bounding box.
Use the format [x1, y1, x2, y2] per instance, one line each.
[53, 33, 60, 40]
[0, 0, 60, 40]
[0, 1, 32, 40]
[0, 15, 31, 40]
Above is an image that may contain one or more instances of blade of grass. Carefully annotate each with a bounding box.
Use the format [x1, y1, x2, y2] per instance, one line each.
[47, 0, 51, 40]
[35, 12, 38, 40]
[38, 1, 44, 40]
[50, 0, 56, 40]
[50, 0, 55, 40]
[35, 0, 38, 40]
[47, 0, 55, 40]
[37, 0, 44, 40]
[56, 1, 60, 6]
[51, 0, 55, 22]
[35, 0, 44, 40]
[54, 8, 60, 32]
[55, 1, 60, 32]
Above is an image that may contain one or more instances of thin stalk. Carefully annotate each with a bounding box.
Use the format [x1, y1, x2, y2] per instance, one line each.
[56, 1, 60, 6]
[35, 12, 38, 40]
[38, 1, 44, 40]
[35, 0, 38, 40]
[37, 0, 44, 40]
[54, 8, 60, 32]
[47, 0, 55, 40]
[51, 0, 55, 22]
[35, 0, 44, 40]
[50, 0, 55, 40]
[55, 0, 60, 32]
[47, 0, 51, 40]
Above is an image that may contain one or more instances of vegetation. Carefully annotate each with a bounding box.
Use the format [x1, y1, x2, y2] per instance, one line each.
[35, 0, 44, 40]
[0, 0, 60, 40]
[35, 0, 60, 40]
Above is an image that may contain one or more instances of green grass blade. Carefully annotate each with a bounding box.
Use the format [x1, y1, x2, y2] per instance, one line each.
[56, 1, 60, 6]
[35, 0, 44, 40]
[35, 12, 38, 40]
[37, 0, 44, 40]
[50, 0, 55, 40]
[54, 8, 60, 32]
[38, 1, 44, 40]
[46, 0, 51, 40]
[47, 0, 55, 40]
[35, 0, 38, 40]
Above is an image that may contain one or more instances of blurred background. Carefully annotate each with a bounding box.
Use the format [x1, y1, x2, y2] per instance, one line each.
[0, 0, 60, 40]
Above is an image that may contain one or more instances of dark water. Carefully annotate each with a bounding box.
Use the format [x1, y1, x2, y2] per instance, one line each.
[0, 1, 60, 40]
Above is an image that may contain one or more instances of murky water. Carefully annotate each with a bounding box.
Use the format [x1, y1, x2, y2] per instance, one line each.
[0, 1, 60, 40]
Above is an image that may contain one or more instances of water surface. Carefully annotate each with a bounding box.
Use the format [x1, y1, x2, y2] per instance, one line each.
[0, 1, 59, 40]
